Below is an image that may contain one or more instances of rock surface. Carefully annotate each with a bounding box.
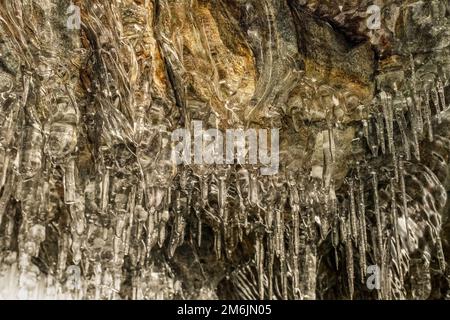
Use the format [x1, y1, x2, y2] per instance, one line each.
[0, 0, 449, 299]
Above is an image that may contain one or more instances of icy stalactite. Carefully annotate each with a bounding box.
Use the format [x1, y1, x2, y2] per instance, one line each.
[375, 112, 386, 155]
[437, 79, 447, 111]
[356, 163, 367, 281]
[255, 234, 265, 300]
[431, 86, 442, 124]
[380, 91, 399, 180]
[348, 180, 359, 242]
[422, 90, 434, 142]
[406, 94, 421, 161]
[371, 171, 383, 268]
[394, 94, 411, 161]
[345, 217, 354, 299]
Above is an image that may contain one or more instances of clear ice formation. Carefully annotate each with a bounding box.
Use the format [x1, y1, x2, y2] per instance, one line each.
[0, 0, 449, 300]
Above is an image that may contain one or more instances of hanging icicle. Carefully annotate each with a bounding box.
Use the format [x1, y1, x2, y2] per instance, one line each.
[431, 86, 442, 123]
[368, 115, 379, 157]
[168, 191, 186, 258]
[375, 112, 386, 155]
[422, 90, 434, 142]
[328, 126, 336, 163]
[406, 95, 421, 161]
[101, 168, 110, 214]
[345, 219, 354, 299]
[437, 79, 448, 111]
[267, 236, 275, 300]
[348, 179, 359, 242]
[381, 91, 398, 180]
[395, 106, 411, 161]
[63, 158, 76, 204]
[371, 171, 383, 267]
[381, 92, 394, 154]
[249, 171, 259, 207]
[356, 163, 367, 280]
[255, 234, 265, 300]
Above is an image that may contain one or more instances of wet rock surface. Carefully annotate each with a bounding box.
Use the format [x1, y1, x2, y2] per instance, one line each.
[0, 0, 449, 299]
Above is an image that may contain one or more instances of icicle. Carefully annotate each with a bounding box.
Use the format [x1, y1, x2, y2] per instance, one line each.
[268, 236, 275, 300]
[101, 168, 110, 214]
[280, 248, 288, 300]
[275, 207, 283, 256]
[381, 91, 398, 179]
[375, 112, 386, 155]
[159, 189, 171, 247]
[201, 176, 209, 208]
[437, 79, 448, 111]
[368, 115, 379, 157]
[410, 54, 417, 88]
[226, 209, 235, 259]
[390, 178, 404, 284]
[266, 202, 274, 232]
[431, 86, 442, 123]
[197, 215, 202, 248]
[415, 92, 424, 136]
[63, 158, 76, 204]
[395, 107, 411, 161]
[362, 119, 370, 147]
[332, 216, 339, 249]
[371, 171, 383, 266]
[356, 163, 367, 280]
[322, 130, 333, 189]
[146, 208, 155, 254]
[328, 126, 336, 163]
[340, 214, 347, 245]
[406, 95, 421, 161]
[218, 174, 229, 246]
[0, 169, 14, 227]
[348, 180, 359, 241]
[57, 233, 69, 278]
[409, 54, 423, 139]
[422, 90, 434, 142]
[214, 228, 222, 259]
[277, 193, 288, 299]
[255, 234, 265, 300]
[249, 172, 259, 206]
[381, 92, 394, 154]
[218, 175, 227, 209]
[124, 186, 136, 255]
[168, 192, 186, 258]
[345, 219, 354, 299]
[292, 205, 300, 258]
[331, 185, 340, 268]
[292, 224, 300, 299]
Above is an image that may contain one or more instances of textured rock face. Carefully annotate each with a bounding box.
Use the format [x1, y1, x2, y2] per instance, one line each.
[0, 0, 449, 300]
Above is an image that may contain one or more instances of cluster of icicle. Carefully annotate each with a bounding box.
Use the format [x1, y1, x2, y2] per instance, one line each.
[337, 63, 449, 299]
[0, 0, 449, 300]
[166, 70, 448, 299]
[0, 0, 180, 300]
